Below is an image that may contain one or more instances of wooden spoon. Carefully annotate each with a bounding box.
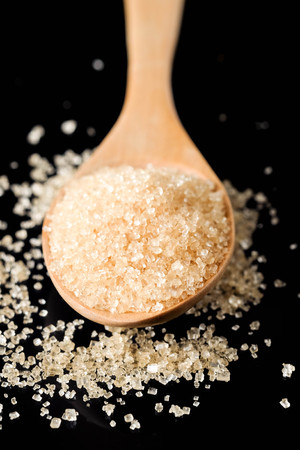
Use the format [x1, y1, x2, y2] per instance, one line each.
[42, 0, 235, 327]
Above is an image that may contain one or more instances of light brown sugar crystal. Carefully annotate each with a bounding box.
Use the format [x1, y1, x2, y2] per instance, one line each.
[50, 417, 61, 429]
[282, 363, 295, 378]
[47, 165, 231, 313]
[0, 147, 280, 431]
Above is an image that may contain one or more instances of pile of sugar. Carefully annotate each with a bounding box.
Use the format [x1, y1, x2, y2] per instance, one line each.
[47, 165, 231, 313]
[0, 148, 292, 431]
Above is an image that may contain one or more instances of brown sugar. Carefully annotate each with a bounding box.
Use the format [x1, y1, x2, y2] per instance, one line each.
[47, 165, 231, 313]
[0, 147, 285, 430]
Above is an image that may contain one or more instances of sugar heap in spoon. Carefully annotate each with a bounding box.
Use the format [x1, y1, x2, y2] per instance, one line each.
[46, 165, 231, 314]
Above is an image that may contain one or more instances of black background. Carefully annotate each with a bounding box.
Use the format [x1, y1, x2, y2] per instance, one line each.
[3, 1, 299, 448]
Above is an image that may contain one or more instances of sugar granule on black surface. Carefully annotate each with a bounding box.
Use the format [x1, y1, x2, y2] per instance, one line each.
[0, 136, 296, 432]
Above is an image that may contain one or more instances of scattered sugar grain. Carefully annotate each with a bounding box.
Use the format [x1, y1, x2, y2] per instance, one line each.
[124, 413, 134, 423]
[102, 403, 115, 417]
[169, 404, 190, 417]
[15, 229, 27, 240]
[33, 282, 43, 291]
[109, 420, 116, 428]
[0, 220, 7, 230]
[130, 419, 141, 430]
[279, 398, 290, 409]
[263, 166, 273, 175]
[40, 407, 49, 417]
[249, 344, 258, 355]
[274, 279, 286, 288]
[271, 216, 279, 225]
[10, 161, 19, 169]
[0, 148, 284, 430]
[9, 411, 20, 420]
[62, 408, 78, 421]
[155, 403, 164, 413]
[47, 165, 231, 314]
[289, 243, 298, 250]
[27, 125, 45, 145]
[147, 387, 158, 396]
[257, 255, 267, 263]
[249, 320, 260, 331]
[60, 120, 77, 135]
[0, 175, 9, 193]
[240, 343, 249, 351]
[86, 126, 96, 137]
[92, 58, 104, 71]
[282, 363, 295, 378]
[256, 121, 269, 130]
[264, 339, 272, 347]
[50, 417, 61, 429]
[254, 192, 268, 204]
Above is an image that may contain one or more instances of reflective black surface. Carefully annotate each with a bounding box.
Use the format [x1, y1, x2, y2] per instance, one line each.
[3, 2, 298, 448]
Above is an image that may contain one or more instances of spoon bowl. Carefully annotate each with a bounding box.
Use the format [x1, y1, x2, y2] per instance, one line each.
[42, 0, 235, 327]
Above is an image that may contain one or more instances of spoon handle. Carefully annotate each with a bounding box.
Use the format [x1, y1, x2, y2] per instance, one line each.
[124, 0, 185, 69]
[123, 0, 185, 110]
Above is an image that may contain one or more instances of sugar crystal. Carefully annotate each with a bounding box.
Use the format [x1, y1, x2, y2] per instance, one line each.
[282, 363, 295, 378]
[92, 58, 105, 71]
[249, 320, 260, 331]
[263, 166, 273, 175]
[155, 403, 164, 413]
[289, 243, 298, 250]
[240, 344, 249, 351]
[279, 398, 290, 409]
[60, 120, 77, 135]
[40, 407, 49, 417]
[102, 403, 115, 417]
[27, 125, 45, 145]
[169, 404, 190, 417]
[47, 166, 231, 313]
[124, 413, 134, 423]
[264, 339, 272, 347]
[62, 408, 78, 421]
[129, 419, 141, 430]
[274, 279, 286, 288]
[9, 411, 20, 420]
[50, 417, 61, 429]
[147, 387, 158, 396]
[0, 146, 285, 431]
